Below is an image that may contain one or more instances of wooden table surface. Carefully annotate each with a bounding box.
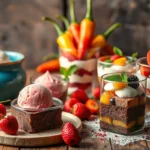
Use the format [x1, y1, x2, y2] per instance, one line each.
[1, 69, 150, 150]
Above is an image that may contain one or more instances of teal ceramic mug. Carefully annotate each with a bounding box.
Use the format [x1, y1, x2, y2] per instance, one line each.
[0, 51, 26, 101]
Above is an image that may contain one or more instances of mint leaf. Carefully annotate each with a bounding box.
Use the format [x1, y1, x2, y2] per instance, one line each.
[128, 52, 138, 63]
[132, 52, 138, 58]
[102, 59, 112, 68]
[105, 75, 122, 82]
[121, 72, 128, 82]
[60, 67, 68, 79]
[60, 65, 78, 81]
[113, 47, 123, 56]
[67, 65, 78, 76]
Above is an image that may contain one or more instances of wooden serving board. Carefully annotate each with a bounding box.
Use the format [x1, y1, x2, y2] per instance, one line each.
[0, 111, 82, 147]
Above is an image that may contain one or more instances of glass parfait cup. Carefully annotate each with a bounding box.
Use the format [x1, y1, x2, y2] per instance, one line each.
[97, 56, 137, 84]
[100, 72, 146, 135]
[59, 47, 100, 97]
[136, 57, 150, 98]
[30, 73, 68, 103]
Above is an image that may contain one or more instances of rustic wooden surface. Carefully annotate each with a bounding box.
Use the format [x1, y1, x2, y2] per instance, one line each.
[1, 69, 150, 150]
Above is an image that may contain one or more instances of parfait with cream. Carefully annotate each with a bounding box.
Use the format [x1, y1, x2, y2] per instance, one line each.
[97, 47, 137, 83]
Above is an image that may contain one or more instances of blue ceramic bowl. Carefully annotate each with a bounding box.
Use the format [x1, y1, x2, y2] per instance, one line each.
[0, 51, 26, 101]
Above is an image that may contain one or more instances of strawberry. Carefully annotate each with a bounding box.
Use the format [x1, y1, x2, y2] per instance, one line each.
[147, 50, 150, 65]
[85, 99, 99, 114]
[140, 66, 150, 77]
[71, 89, 88, 103]
[62, 122, 81, 146]
[0, 115, 18, 135]
[72, 103, 91, 120]
[64, 98, 80, 112]
[110, 55, 121, 62]
[92, 86, 100, 99]
[0, 104, 6, 116]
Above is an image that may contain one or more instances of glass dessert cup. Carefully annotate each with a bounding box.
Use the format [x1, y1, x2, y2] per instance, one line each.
[59, 47, 100, 97]
[30, 73, 68, 103]
[97, 56, 136, 84]
[100, 72, 146, 135]
[136, 57, 150, 98]
[11, 98, 63, 133]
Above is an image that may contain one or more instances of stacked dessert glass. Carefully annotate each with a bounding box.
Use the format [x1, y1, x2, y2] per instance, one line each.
[42, 0, 121, 96]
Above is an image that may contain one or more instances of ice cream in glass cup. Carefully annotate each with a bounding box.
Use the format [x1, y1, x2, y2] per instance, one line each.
[136, 57, 150, 98]
[31, 71, 68, 103]
[97, 55, 137, 84]
[59, 47, 100, 96]
[100, 72, 146, 135]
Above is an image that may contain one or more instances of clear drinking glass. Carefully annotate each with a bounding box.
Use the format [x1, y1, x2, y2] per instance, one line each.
[31, 73, 68, 103]
[59, 47, 100, 97]
[100, 72, 146, 135]
[136, 57, 150, 98]
[97, 55, 136, 84]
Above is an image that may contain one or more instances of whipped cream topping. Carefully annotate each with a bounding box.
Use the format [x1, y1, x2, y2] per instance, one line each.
[0, 50, 10, 63]
[98, 64, 136, 77]
[59, 56, 97, 72]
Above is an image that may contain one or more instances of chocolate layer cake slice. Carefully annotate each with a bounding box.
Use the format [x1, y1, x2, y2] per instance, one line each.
[100, 95, 145, 134]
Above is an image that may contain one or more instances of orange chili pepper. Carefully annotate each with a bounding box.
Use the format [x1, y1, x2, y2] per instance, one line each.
[91, 23, 122, 48]
[36, 59, 60, 73]
[42, 17, 77, 58]
[69, 0, 80, 45]
[56, 15, 76, 46]
[78, 0, 95, 60]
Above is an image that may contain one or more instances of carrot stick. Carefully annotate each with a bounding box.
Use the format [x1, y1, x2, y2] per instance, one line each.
[36, 59, 60, 73]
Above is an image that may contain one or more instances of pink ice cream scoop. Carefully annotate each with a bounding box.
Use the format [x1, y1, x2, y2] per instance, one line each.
[34, 71, 66, 99]
[17, 84, 53, 110]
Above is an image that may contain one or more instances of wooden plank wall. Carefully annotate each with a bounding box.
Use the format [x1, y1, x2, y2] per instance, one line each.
[0, 0, 149, 69]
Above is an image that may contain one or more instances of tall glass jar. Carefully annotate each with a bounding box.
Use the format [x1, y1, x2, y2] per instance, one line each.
[100, 72, 146, 135]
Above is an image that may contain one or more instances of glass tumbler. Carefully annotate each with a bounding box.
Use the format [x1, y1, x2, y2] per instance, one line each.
[100, 72, 146, 135]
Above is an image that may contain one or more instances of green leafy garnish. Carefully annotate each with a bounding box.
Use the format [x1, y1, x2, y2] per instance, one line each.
[102, 59, 112, 69]
[113, 47, 123, 56]
[42, 53, 59, 62]
[121, 72, 128, 82]
[105, 72, 128, 82]
[60, 65, 78, 81]
[105, 75, 122, 82]
[128, 52, 138, 63]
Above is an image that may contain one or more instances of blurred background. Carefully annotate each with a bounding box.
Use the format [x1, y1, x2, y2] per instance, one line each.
[0, 0, 149, 69]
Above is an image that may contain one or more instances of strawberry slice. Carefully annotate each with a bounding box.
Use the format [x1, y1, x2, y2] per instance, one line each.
[147, 50, 150, 65]
[140, 66, 150, 77]
[110, 55, 122, 62]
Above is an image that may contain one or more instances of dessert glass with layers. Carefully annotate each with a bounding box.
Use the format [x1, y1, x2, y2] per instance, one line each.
[100, 72, 146, 135]
[97, 56, 136, 84]
[59, 47, 100, 96]
[136, 57, 150, 98]
[31, 72, 68, 103]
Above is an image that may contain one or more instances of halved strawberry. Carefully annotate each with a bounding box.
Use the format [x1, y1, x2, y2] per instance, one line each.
[147, 50, 150, 65]
[110, 55, 122, 62]
[140, 66, 150, 77]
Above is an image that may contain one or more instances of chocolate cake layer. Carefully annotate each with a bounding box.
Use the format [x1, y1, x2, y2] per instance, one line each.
[11, 106, 63, 133]
[100, 121, 144, 134]
[100, 104, 145, 123]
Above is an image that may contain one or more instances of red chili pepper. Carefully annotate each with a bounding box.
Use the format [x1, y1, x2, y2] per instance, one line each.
[69, 0, 80, 45]
[78, 0, 95, 60]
